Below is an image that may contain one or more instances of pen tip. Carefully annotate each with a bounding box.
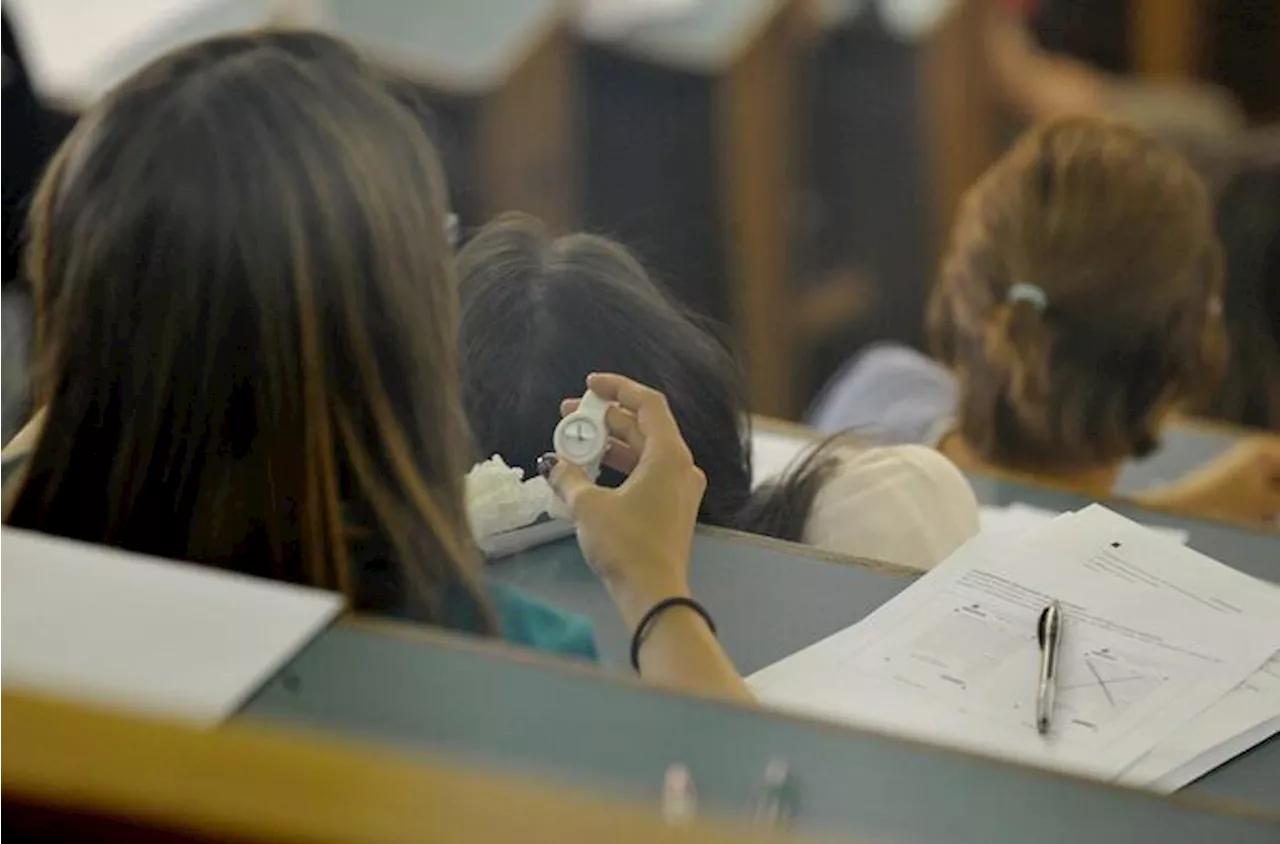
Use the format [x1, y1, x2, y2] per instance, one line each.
[1037, 718, 1050, 736]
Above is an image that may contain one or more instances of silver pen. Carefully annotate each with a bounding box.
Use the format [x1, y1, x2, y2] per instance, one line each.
[1036, 600, 1064, 735]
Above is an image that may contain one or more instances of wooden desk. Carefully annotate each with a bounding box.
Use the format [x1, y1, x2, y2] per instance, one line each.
[578, 0, 801, 416]
[483, 527, 1278, 810]
[5, 0, 278, 110]
[241, 614, 1280, 837]
[319, 0, 576, 234]
[796, 1, 996, 366]
[8, 0, 576, 234]
[1132, 0, 1199, 80]
[4, 690, 779, 844]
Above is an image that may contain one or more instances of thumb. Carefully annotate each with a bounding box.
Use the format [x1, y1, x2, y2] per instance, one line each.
[538, 453, 600, 517]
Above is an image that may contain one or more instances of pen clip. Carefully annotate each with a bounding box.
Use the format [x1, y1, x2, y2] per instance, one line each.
[1037, 605, 1050, 648]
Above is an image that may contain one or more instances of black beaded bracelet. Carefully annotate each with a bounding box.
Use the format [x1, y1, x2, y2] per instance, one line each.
[629, 596, 718, 673]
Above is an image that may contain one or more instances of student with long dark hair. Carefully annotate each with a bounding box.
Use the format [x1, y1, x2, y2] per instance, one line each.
[458, 214, 979, 571]
[1, 32, 749, 700]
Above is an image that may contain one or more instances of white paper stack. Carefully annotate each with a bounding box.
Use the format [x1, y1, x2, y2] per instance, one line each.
[1, 528, 343, 725]
[978, 502, 1189, 545]
[749, 505, 1280, 791]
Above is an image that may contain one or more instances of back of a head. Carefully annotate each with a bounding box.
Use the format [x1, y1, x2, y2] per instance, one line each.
[457, 214, 752, 528]
[930, 116, 1225, 470]
[8, 32, 488, 623]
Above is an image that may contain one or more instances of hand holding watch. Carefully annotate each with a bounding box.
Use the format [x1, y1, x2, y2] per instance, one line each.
[552, 389, 610, 481]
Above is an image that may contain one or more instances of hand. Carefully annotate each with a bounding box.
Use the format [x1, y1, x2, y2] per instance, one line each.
[540, 373, 706, 625]
[1142, 437, 1280, 525]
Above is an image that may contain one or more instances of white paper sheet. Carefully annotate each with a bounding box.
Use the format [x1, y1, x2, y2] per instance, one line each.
[1, 528, 342, 725]
[978, 503, 1189, 545]
[1016, 506, 1280, 788]
[1131, 653, 1280, 790]
[749, 508, 1280, 783]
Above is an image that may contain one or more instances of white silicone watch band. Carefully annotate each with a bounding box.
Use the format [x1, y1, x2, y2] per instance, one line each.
[579, 390, 609, 418]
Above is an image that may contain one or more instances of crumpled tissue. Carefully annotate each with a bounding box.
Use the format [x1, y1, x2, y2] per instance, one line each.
[465, 455, 568, 540]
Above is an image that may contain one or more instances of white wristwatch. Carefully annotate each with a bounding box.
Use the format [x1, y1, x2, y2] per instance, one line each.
[553, 389, 609, 481]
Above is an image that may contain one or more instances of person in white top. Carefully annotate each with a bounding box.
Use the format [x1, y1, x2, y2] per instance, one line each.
[796, 444, 978, 570]
[456, 214, 979, 571]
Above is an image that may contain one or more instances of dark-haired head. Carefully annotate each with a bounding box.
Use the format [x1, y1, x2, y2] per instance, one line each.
[458, 214, 831, 540]
[6, 31, 493, 628]
[929, 116, 1225, 472]
[457, 214, 752, 527]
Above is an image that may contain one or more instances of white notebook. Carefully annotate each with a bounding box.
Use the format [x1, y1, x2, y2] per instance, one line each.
[1, 527, 342, 725]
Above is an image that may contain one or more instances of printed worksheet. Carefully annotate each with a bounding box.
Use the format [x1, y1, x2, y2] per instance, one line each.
[1126, 652, 1280, 790]
[750, 511, 1280, 783]
[1020, 506, 1280, 788]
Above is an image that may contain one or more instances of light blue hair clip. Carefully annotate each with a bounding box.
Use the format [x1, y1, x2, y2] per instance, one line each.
[1006, 282, 1048, 313]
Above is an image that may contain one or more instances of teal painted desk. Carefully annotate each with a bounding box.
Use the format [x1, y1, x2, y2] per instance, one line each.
[1115, 420, 1246, 495]
[242, 622, 1278, 841]
[484, 529, 1279, 808]
[494, 530, 905, 674]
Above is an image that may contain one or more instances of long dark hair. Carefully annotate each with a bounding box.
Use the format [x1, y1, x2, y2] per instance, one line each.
[5, 32, 494, 628]
[457, 213, 834, 541]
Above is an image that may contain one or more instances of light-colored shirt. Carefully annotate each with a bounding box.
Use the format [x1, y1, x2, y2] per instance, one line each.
[807, 342, 957, 447]
[802, 444, 979, 571]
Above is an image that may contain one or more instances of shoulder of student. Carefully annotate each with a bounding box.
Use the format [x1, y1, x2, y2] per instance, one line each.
[807, 343, 957, 444]
[802, 444, 979, 572]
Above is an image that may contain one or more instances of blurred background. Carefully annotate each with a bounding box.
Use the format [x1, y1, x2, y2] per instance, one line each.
[5, 0, 1279, 424]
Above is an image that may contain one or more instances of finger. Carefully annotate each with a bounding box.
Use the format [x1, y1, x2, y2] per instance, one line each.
[560, 399, 579, 417]
[539, 454, 605, 518]
[585, 373, 682, 443]
[602, 437, 639, 474]
[604, 405, 646, 453]
[586, 373, 697, 481]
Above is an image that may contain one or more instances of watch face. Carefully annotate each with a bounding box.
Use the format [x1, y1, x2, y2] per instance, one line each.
[556, 416, 602, 461]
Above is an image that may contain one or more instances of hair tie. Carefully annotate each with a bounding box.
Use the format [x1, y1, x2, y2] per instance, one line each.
[1006, 283, 1048, 313]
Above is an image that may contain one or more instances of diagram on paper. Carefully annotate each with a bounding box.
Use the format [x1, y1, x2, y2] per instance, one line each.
[849, 595, 1184, 740]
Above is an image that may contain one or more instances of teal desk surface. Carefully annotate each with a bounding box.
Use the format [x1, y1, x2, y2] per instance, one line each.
[495, 529, 908, 674]
[485, 529, 1279, 809]
[1115, 420, 1243, 495]
[243, 622, 1278, 842]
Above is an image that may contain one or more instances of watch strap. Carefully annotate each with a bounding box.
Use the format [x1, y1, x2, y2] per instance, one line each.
[578, 389, 609, 418]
